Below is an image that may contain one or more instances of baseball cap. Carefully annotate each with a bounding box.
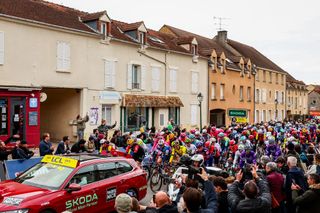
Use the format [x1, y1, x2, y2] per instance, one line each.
[115, 193, 132, 212]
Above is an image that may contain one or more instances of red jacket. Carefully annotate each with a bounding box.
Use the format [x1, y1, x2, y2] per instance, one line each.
[267, 171, 286, 203]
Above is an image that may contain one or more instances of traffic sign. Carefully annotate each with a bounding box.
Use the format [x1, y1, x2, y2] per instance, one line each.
[228, 109, 247, 117]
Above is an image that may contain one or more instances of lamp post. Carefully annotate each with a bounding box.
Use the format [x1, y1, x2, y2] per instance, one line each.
[274, 99, 278, 121]
[197, 92, 204, 130]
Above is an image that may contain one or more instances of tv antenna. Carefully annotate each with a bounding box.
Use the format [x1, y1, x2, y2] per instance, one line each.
[213, 16, 230, 31]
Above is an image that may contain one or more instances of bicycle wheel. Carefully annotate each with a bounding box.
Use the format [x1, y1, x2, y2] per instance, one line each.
[142, 165, 150, 180]
[150, 170, 162, 193]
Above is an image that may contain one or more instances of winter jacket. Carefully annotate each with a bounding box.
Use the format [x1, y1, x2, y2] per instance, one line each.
[76, 115, 89, 131]
[293, 183, 320, 213]
[285, 166, 308, 213]
[39, 140, 53, 156]
[228, 179, 271, 213]
[266, 171, 285, 204]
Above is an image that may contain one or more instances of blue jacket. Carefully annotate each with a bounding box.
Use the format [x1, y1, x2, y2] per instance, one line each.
[54, 141, 69, 155]
[39, 140, 53, 156]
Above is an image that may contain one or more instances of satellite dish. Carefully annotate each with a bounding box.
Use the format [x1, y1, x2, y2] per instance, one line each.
[40, 92, 47, 102]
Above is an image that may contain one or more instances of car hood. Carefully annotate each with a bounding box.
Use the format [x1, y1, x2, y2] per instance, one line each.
[0, 180, 50, 202]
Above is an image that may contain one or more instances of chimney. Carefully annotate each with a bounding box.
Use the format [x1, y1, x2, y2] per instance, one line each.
[217, 30, 227, 44]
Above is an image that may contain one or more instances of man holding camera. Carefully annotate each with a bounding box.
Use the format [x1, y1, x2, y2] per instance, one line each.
[228, 165, 271, 213]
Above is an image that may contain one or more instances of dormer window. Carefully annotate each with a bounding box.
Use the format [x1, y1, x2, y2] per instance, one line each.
[139, 32, 145, 45]
[191, 44, 198, 55]
[101, 22, 107, 36]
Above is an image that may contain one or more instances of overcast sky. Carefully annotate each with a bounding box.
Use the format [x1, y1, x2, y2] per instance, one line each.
[50, 0, 319, 84]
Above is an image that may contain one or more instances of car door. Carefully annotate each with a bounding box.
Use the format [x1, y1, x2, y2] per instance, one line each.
[58, 165, 100, 213]
[95, 162, 124, 212]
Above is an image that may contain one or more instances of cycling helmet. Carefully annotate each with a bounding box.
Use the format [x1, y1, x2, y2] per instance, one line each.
[191, 154, 204, 166]
[244, 145, 252, 150]
[240, 136, 246, 142]
[204, 141, 211, 148]
[249, 135, 254, 140]
[188, 134, 195, 140]
[195, 141, 203, 148]
[185, 138, 191, 143]
[173, 140, 180, 146]
[210, 137, 217, 143]
[238, 144, 245, 151]
[229, 140, 235, 146]
[268, 136, 275, 144]
[218, 132, 225, 138]
[158, 139, 164, 146]
[202, 129, 207, 134]
[180, 133, 186, 138]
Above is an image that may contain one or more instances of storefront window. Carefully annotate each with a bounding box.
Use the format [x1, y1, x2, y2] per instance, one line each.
[126, 107, 147, 131]
[0, 98, 8, 135]
[169, 107, 180, 126]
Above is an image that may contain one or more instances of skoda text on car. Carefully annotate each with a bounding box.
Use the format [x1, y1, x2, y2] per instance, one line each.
[0, 155, 147, 213]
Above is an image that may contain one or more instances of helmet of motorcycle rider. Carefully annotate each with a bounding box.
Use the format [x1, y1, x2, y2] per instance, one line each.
[218, 132, 225, 138]
[191, 154, 204, 166]
[158, 139, 164, 146]
[195, 141, 203, 148]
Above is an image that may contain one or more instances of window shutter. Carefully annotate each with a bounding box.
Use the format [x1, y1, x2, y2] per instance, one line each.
[152, 67, 160, 92]
[111, 61, 116, 88]
[57, 42, 63, 70]
[104, 60, 112, 88]
[0, 32, 4, 65]
[140, 65, 146, 90]
[191, 105, 197, 125]
[191, 72, 199, 94]
[64, 42, 70, 70]
[127, 64, 132, 89]
[170, 69, 177, 92]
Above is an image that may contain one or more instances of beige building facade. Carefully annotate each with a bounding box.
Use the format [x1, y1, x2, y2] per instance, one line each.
[0, 2, 208, 142]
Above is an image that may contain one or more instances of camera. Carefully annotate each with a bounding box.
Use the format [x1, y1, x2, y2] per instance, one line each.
[241, 164, 253, 182]
[179, 155, 202, 180]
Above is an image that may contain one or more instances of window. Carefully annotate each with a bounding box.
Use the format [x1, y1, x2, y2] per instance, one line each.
[139, 32, 145, 44]
[247, 87, 251, 101]
[263, 70, 266, 82]
[275, 91, 279, 103]
[268, 110, 272, 121]
[276, 73, 279, 84]
[117, 162, 133, 174]
[255, 110, 259, 123]
[281, 110, 284, 120]
[104, 60, 116, 88]
[295, 97, 298, 109]
[261, 89, 267, 103]
[169, 68, 177, 92]
[126, 107, 147, 131]
[57, 41, 70, 71]
[255, 89, 260, 103]
[191, 72, 199, 94]
[281, 75, 284, 85]
[127, 64, 146, 90]
[151, 66, 160, 92]
[281, 91, 284, 104]
[255, 70, 259, 81]
[239, 86, 244, 101]
[169, 107, 179, 125]
[97, 163, 117, 180]
[0, 98, 8, 135]
[211, 83, 216, 99]
[70, 165, 96, 186]
[101, 22, 107, 36]
[160, 114, 165, 126]
[262, 110, 266, 122]
[232, 85, 236, 94]
[0, 32, 4, 65]
[220, 84, 225, 100]
[191, 44, 198, 55]
[102, 105, 112, 125]
[269, 72, 272, 83]
[190, 104, 198, 125]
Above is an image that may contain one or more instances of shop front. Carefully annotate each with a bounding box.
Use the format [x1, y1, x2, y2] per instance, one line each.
[121, 94, 183, 132]
[0, 88, 41, 145]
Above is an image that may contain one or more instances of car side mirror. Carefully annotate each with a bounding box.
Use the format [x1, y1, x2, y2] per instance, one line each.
[67, 183, 81, 193]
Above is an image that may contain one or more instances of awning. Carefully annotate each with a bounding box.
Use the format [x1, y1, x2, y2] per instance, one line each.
[123, 94, 184, 107]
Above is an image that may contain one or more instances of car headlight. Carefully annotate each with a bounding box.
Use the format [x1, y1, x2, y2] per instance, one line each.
[0, 209, 29, 213]
[2, 197, 24, 206]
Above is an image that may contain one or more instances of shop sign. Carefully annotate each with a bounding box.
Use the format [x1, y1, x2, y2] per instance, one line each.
[228, 109, 247, 117]
[235, 117, 247, 123]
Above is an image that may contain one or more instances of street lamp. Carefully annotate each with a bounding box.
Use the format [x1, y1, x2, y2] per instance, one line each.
[197, 92, 204, 130]
[274, 99, 278, 121]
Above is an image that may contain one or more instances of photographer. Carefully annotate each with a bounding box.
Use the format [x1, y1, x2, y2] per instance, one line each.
[228, 165, 271, 213]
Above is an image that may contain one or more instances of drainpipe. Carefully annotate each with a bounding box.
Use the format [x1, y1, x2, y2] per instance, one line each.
[253, 65, 257, 123]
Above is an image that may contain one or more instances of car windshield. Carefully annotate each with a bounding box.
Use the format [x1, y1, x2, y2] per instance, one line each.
[15, 162, 74, 190]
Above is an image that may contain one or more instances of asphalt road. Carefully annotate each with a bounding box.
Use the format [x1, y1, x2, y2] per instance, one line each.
[140, 179, 167, 206]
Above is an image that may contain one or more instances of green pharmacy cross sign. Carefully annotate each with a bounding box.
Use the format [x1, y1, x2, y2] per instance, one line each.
[228, 109, 247, 117]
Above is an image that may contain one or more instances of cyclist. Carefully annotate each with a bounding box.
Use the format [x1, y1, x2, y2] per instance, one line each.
[265, 136, 281, 161]
[205, 138, 220, 167]
[169, 140, 187, 164]
[152, 139, 171, 164]
[233, 144, 245, 168]
[239, 145, 256, 168]
[185, 138, 196, 156]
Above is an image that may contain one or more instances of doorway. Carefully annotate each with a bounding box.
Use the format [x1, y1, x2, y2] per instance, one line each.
[10, 97, 26, 139]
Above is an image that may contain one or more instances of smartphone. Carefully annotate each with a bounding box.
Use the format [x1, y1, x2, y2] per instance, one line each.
[292, 179, 296, 185]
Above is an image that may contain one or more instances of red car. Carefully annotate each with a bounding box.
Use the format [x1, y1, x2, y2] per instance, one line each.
[0, 154, 147, 213]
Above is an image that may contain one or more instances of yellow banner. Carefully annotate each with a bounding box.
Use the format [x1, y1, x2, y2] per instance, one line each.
[236, 117, 247, 123]
[42, 155, 78, 168]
